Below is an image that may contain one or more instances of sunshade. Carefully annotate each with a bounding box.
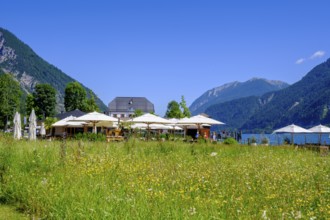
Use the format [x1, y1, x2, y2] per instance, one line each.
[273, 124, 311, 145]
[52, 116, 86, 127]
[40, 122, 46, 136]
[29, 109, 37, 140]
[128, 113, 172, 139]
[273, 124, 311, 133]
[308, 124, 330, 133]
[177, 114, 225, 126]
[72, 111, 117, 133]
[13, 112, 22, 140]
[128, 113, 172, 124]
[308, 124, 330, 144]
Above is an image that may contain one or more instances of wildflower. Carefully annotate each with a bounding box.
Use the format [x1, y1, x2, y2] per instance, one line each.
[210, 152, 217, 157]
[262, 210, 269, 220]
[188, 207, 197, 216]
[41, 177, 48, 186]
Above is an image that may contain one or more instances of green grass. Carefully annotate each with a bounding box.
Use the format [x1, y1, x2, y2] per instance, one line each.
[0, 205, 29, 219]
[0, 135, 329, 219]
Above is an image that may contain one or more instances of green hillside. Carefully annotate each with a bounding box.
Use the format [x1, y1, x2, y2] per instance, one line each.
[205, 58, 330, 132]
[0, 27, 107, 112]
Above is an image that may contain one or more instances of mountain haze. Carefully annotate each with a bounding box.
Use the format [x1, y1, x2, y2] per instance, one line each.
[189, 78, 289, 115]
[206, 58, 330, 132]
[0, 27, 107, 112]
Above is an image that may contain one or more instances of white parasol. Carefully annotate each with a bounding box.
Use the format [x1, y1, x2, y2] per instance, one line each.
[308, 124, 330, 144]
[72, 111, 117, 133]
[29, 109, 37, 140]
[13, 112, 22, 140]
[127, 113, 172, 139]
[273, 124, 311, 144]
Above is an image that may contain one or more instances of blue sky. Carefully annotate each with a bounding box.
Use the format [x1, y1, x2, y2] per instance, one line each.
[1, 0, 330, 116]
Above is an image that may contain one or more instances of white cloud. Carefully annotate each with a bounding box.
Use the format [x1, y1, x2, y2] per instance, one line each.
[310, 50, 325, 59]
[295, 58, 305, 64]
[295, 50, 326, 65]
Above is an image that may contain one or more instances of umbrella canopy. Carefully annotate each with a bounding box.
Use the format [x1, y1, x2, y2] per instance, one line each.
[273, 124, 312, 134]
[128, 113, 172, 139]
[308, 124, 330, 133]
[72, 111, 117, 133]
[13, 112, 22, 140]
[177, 114, 225, 126]
[52, 116, 86, 127]
[308, 124, 330, 145]
[128, 113, 172, 125]
[273, 124, 311, 145]
[40, 122, 46, 136]
[29, 109, 37, 140]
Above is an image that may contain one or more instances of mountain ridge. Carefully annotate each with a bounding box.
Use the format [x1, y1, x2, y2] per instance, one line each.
[0, 27, 107, 113]
[189, 78, 289, 115]
[205, 58, 330, 132]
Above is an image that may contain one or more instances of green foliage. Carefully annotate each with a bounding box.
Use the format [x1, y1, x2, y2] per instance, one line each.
[133, 109, 144, 117]
[250, 136, 257, 143]
[25, 94, 34, 116]
[64, 82, 87, 112]
[180, 95, 191, 118]
[33, 84, 57, 119]
[44, 117, 58, 130]
[0, 28, 107, 112]
[83, 91, 100, 113]
[0, 73, 22, 128]
[165, 100, 183, 118]
[223, 137, 238, 145]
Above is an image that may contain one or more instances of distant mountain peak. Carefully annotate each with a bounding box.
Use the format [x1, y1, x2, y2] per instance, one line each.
[189, 78, 289, 115]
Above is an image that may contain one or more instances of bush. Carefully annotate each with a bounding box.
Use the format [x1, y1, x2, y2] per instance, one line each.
[223, 137, 238, 145]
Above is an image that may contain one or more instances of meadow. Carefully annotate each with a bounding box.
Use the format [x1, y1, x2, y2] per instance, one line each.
[0, 135, 329, 219]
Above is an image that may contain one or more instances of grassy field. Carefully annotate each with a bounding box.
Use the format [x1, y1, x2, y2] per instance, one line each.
[0, 135, 329, 219]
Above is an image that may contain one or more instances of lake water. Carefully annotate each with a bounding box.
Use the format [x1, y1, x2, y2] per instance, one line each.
[242, 133, 330, 145]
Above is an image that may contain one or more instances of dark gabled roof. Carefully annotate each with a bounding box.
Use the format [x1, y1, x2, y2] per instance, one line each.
[108, 97, 154, 113]
[55, 109, 86, 120]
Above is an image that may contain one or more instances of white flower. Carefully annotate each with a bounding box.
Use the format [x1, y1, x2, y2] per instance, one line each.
[210, 152, 217, 157]
[262, 210, 269, 220]
[188, 207, 196, 215]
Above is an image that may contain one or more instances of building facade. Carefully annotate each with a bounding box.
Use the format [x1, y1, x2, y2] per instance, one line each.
[108, 97, 155, 119]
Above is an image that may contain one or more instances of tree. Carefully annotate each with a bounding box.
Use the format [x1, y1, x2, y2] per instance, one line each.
[33, 84, 56, 119]
[25, 94, 34, 116]
[82, 91, 100, 112]
[0, 73, 22, 128]
[165, 100, 183, 118]
[64, 82, 87, 111]
[133, 109, 144, 118]
[180, 95, 191, 118]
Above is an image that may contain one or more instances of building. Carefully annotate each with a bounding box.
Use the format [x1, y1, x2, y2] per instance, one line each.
[108, 97, 155, 119]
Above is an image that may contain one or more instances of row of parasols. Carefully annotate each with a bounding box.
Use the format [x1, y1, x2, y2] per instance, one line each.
[13, 109, 45, 140]
[52, 112, 225, 134]
[13, 111, 225, 140]
[273, 124, 330, 144]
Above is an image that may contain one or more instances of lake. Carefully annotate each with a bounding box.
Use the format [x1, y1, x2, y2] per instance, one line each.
[242, 133, 330, 145]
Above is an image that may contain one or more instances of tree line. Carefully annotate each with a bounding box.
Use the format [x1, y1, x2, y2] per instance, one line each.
[0, 73, 99, 129]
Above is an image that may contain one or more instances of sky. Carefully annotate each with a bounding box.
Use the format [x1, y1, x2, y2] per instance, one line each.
[1, 0, 330, 116]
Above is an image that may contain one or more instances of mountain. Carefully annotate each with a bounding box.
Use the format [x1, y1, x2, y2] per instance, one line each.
[0, 27, 107, 112]
[189, 78, 289, 115]
[206, 58, 330, 133]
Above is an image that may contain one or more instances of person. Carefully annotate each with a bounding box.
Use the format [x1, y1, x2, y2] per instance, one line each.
[195, 131, 199, 139]
[212, 132, 216, 141]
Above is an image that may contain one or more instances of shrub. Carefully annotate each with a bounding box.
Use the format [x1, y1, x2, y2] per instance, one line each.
[223, 137, 238, 145]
